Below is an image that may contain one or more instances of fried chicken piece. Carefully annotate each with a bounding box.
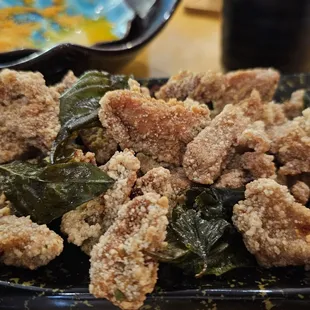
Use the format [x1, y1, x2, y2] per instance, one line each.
[134, 166, 191, 209]
[269, 108, 310, 175]
[99, 90, 210, 165]
[0, 215, 63, 270]
[0, 193, 12, 216]
[89, 193, 168, 310]
[183, 90, 263, 184]
[79, 127, 118, 165]
[135, 167, 173, 198]
[238, 121, 271, 153]
[155, 70, 226, 106]
[215, 68, 280, 115]
[261, 101, 287, 126]
[71, 149, 96, 165]
[233, 179, 310, 267]
[51, 71, 78, 94]
[128, 78, 151, 97]
[214, 169, 246, 188]
[136, 152, 172, 174]
[0, 69, 60, 163]
[283, 89, 305, 119]
[241, 152, 276, 179]
[291, 181, 310, 205]
[169, 167, 191, 197]
[61, 149, 140, 254]
[155, 69, 279, 116]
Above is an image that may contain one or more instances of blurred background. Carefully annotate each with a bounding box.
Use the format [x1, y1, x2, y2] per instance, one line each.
[2, 0, 310, 79]
[120, 0, 222, 77]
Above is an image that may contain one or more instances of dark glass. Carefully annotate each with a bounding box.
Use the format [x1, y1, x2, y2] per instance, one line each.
[222, 0, 310, 73]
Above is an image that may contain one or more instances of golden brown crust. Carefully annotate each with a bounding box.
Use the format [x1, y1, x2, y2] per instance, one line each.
[135, 167, 173, 198]
[155, 70, 226, 105]
[0, 215, 63, 269]
[241, 152, 276, 179]
[215, 68, 280, 115]
[61, 149, 140, 254]
[233, 179, 310, 267]
[238, 121, 271, 153]
[283, 89, 305, 120]
[291, 181, 310, 205]
[89, 193, 168, 310]
[155, 69, 279, 116]
[71, 149, 97, 165]
[261, 101, 288, 126]
[0, 69, 60, 163]
[183, 90, 263, 184]
[269, 109, 310, 176]
[99, 89, 210, 165]
[214, 169, 246, 188]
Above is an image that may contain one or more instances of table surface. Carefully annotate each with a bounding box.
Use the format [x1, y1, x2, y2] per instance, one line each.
[120, 2, 222, 78]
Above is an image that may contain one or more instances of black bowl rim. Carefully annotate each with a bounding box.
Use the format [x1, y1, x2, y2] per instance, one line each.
[0, 0, 181, 69]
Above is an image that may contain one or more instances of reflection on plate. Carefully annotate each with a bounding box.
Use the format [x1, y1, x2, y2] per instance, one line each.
[0, 0, 135, 52]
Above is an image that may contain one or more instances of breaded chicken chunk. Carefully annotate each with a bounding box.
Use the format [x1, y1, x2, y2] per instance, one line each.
[240, 152, 276, 179]
[155, 70, 226, 105]
[270, 108, 310, 175]
[214, 169, 246, 189]
[183, 90, 263, 184]
[0, 193, 12, 216]
[261, 101, 287, 126]
[128, 78, 151, 97]
[135, 167, 173, 198]
[80, 127, 118, 165]
[71, 149, 97, 165]
[283, 89, 305, 120]
[238, 121, 271, 153]
[0, 69, 60, 163]
[291, 181, 310, 205]
[89, 193, 168, 310]
[216, 68, 280, 115]
[135, 166, 191, 209]
[156, 68, 279, 115]
[233, 179, 310, 267]
[61, 149, 140, 254]
[99, 90, 210, 165]
[0, 215, 63, 270]
[51, 70, 78, 94]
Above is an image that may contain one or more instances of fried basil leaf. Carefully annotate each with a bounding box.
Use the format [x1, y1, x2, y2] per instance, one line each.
[51, 71, 130, 163]
[0, 161, 114, 224]
[152, 186, 254, 277]
[172, 209, 230, 277]
[186, 187, 245, 221]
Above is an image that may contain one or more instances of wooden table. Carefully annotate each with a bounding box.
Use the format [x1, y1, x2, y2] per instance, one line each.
[120, 3, 222, 78]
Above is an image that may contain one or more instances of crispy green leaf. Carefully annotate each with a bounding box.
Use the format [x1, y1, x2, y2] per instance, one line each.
[154, 186, 254, 277]
[50, 71, 130, 163]
[0, 161, 114, 224]
[186, 187, 245, 221]
[172, 209, 230, 277]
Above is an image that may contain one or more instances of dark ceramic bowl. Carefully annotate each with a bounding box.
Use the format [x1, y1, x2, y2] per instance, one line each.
[1, 74, 310, 310]
[0, 0, 180, 84]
